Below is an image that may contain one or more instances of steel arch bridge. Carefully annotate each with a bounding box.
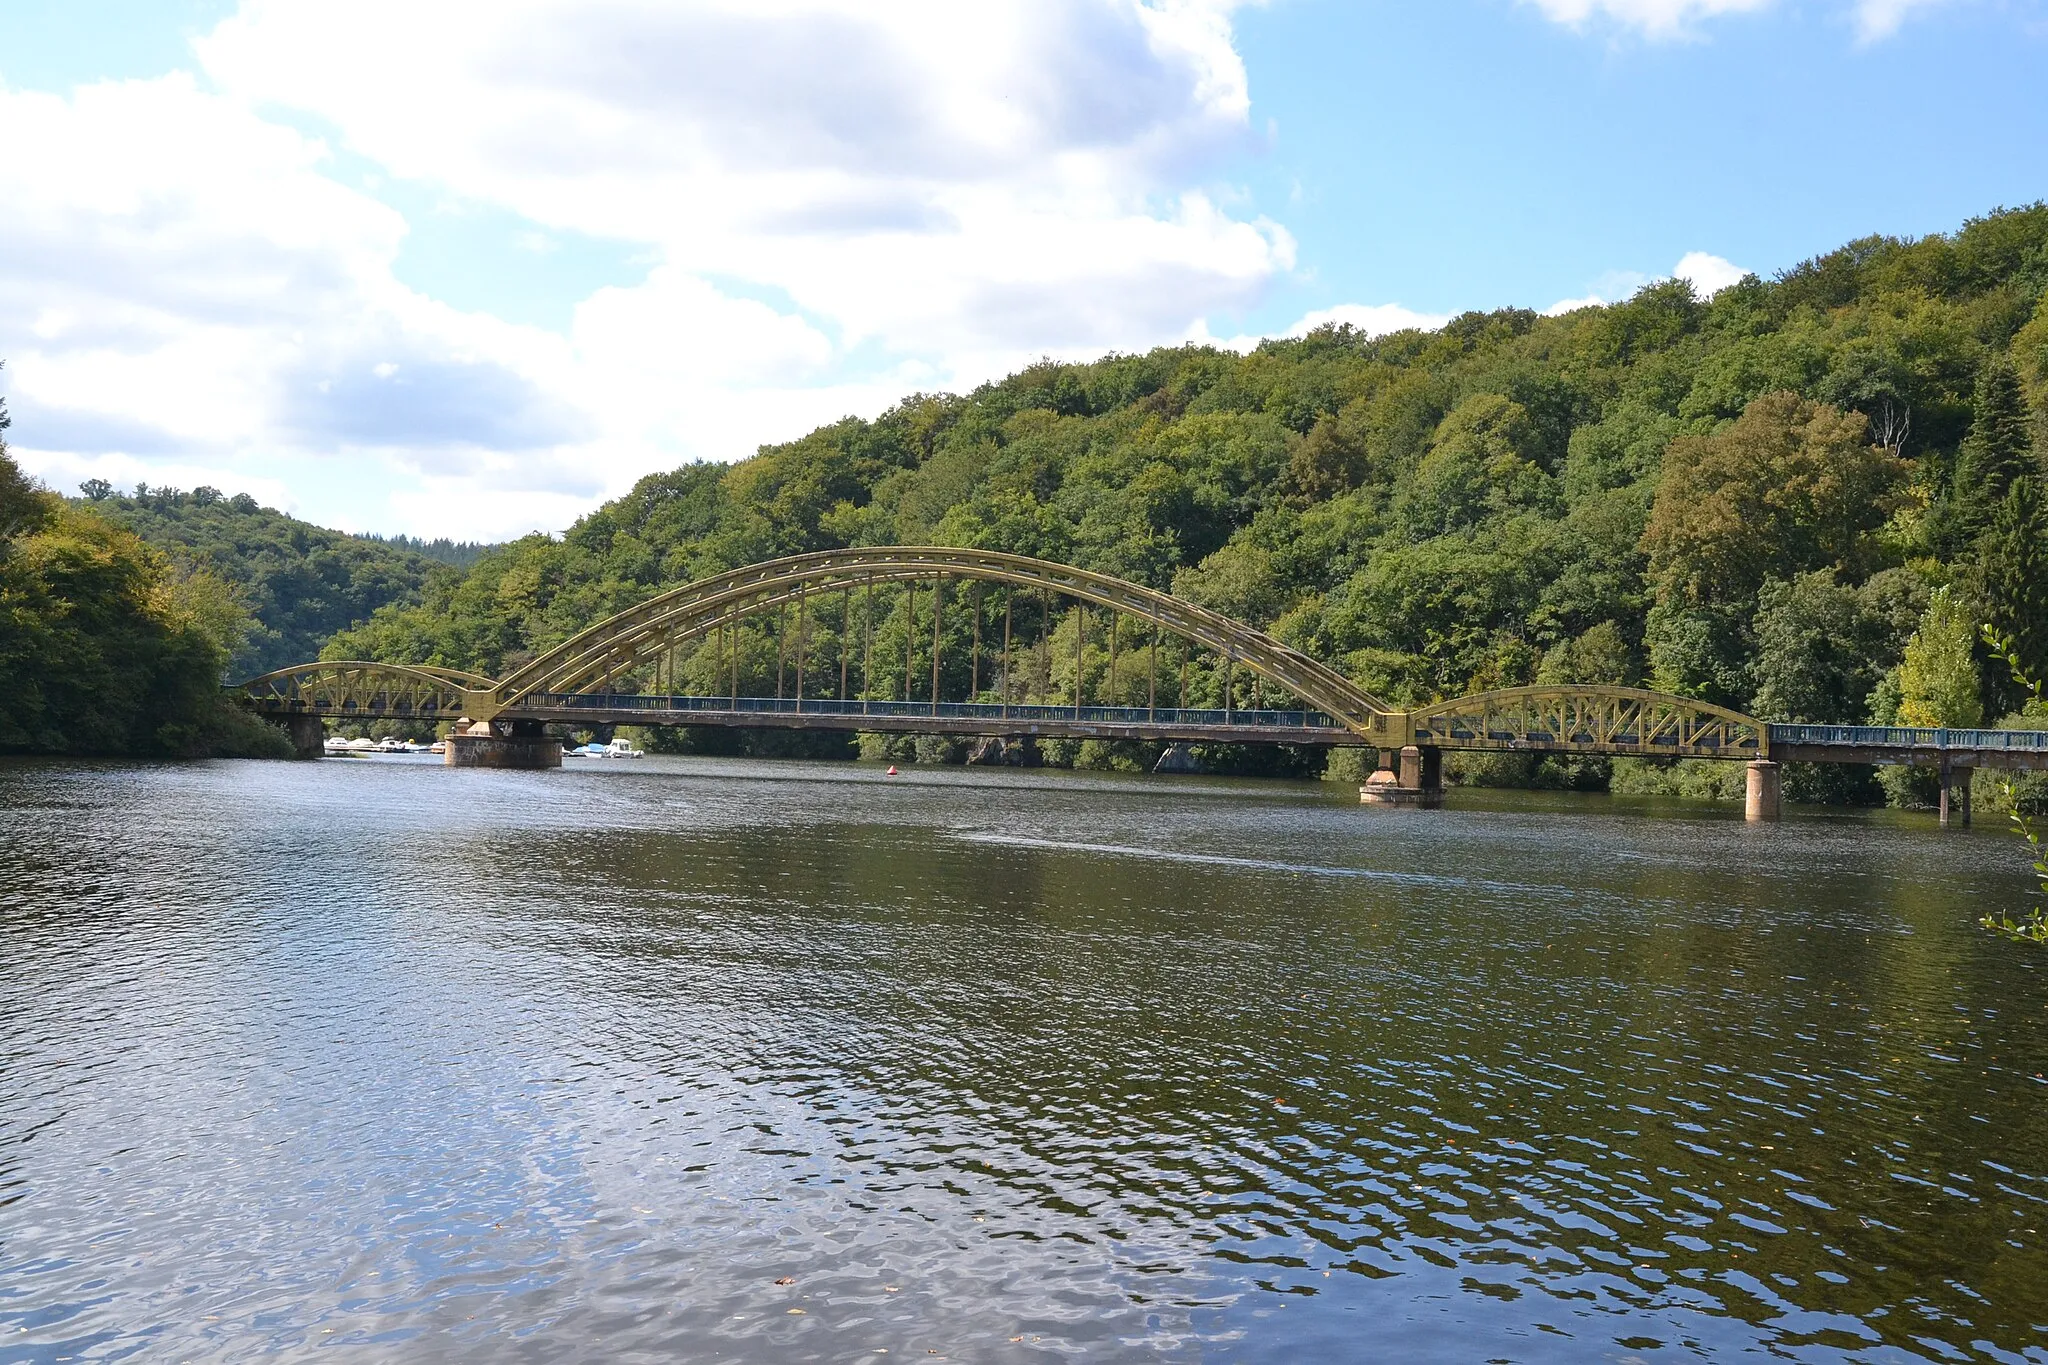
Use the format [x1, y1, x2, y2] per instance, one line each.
[237, 546, 1784, 760]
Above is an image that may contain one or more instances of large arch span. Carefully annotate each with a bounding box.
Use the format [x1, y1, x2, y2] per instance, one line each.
[492, 547, 1399, 737]
[237, 547, 1774, 758]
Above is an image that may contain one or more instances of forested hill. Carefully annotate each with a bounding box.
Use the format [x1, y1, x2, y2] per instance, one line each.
[78, 486, 466, 678]
[332, 205, 2048, 794]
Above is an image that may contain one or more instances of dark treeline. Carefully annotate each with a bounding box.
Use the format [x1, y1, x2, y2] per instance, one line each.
[356, 532, 496, 571]
[332, 206, 2048, 799]
[75, 481, 455, 678]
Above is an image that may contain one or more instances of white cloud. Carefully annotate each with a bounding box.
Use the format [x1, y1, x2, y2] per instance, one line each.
[194, 0, 1286, 364]
[1519, 0, 1773, 38]
[1202, 300, 1452, 352]
[1521, 0, 1947, 39]
[0, 72, 618, 537]
[1, 1, 1298, 539]
[1673, 250, 1749, 295]
[1542, 252, 1744, 313]
[1851, 0, 1951, 40]
[1542, 293, 1613, 316]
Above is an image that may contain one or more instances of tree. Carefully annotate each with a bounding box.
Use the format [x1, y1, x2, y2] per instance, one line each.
[1, 397, 54, 548]
[1283, 414, 1367, 503]
[1952, 359, 2035, 536]
[1395, 393, 1556, 539]
[79, 478, 113, 501]
[1750, 571, 1886, 723]
[1897, 587, 1984, 728]
[0, 490, 287, 757]
[1643, 392, 1906, 608]
[1972, 476, 2048, 715]
[1979, 628, 2048, 944]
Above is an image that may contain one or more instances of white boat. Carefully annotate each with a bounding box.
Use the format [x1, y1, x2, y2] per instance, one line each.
[569, 738, 645, 758]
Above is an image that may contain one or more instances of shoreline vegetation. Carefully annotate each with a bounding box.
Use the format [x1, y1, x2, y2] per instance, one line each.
[5, 206, 2046, 818]
[0, 399, 288, 758]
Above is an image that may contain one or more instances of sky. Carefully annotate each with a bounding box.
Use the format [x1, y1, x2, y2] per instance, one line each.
[0, 0, 2043, 541]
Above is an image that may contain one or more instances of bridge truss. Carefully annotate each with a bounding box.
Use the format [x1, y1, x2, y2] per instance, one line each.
[238, 548, 1784, 761]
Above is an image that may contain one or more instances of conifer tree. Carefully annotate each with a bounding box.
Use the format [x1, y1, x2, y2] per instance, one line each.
[1953, 359, 2035, 536]
[1975, 475, 2048, 715]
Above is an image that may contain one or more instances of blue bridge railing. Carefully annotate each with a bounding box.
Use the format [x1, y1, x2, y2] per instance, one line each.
[1766, 724, 2048, 751]
[525, 693, 1342, 731]
[519, 697, 2048, 751]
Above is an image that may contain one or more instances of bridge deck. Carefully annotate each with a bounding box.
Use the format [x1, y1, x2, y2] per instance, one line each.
[247, 686, 2048, 766]
[517, 694, 1357, 746]
[1767, 724, 2048, 771]
[519, 697, 2048, 766]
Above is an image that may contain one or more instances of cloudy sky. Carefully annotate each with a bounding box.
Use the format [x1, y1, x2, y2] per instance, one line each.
[1, 0, 2042, 540]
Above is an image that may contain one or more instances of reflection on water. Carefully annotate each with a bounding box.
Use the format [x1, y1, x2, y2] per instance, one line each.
[2, 755, 2045, 1362]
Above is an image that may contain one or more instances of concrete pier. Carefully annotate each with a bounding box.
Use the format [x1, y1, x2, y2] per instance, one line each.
[1745, 760, 1782, 822]
[275, 712, 325, 759]
[1360, 745, 1444, 808]
[444, 719, 561, 769]
[1938, 759, 1972, 827]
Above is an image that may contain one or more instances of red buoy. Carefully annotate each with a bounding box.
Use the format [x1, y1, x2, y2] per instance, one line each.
[886, 765, 898, 775]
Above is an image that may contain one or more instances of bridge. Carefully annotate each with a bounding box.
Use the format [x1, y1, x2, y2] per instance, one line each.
[236, 547, 2048, 824]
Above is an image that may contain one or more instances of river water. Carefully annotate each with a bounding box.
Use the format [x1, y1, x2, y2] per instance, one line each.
[2, 755, 2045, 1363]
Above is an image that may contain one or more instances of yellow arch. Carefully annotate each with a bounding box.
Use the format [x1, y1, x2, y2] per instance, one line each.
[239, 660, 496, 719]
[1411, 685, 1765, 758]
[491, 547, 1401, 738]
[234, 556, 1770, 759]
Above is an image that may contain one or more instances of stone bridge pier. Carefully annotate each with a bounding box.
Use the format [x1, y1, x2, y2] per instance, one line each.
[1360, 745, 1444, 808]
[274, 712, 325, 760]
[445, 718, 561, 769]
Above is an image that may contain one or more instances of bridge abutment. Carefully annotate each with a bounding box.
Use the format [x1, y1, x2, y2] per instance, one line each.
[1745, 760, 1782, 822]
[444, 719, 561, 769]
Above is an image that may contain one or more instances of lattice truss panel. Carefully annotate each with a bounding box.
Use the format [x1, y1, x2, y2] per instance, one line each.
[240, 662, 496, 718]
[1411, 686, 1765, 758]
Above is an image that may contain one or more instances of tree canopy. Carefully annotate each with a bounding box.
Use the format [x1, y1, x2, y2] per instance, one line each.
[1, 433, 286, 756]
[331, 203, 2048, 796]
[16, 203, 2048, 784]
[82, 486, 461, 677]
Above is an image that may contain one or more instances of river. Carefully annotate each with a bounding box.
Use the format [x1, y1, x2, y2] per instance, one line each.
[2, 755, 2044, 1362]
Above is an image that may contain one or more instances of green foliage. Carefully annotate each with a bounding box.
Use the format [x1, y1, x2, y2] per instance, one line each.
[84, 485, 458, 677]
[358, 533, 496, 570]
[318, 204, 2048, 805]
[1968, 475, 2048, 715]
[0, 446, 287, 757]
[1978, 626, 2048, 944]
[1897, 587, 1983, 728]
[1950, 359, 2037, 538]
[1749, 571, 1892, 723]
[1642, 391, 1905, 610]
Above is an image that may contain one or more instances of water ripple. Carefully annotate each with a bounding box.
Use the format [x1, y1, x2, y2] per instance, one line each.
[2, 755, 2045, 1362]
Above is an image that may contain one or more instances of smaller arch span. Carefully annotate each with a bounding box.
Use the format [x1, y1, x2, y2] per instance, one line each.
[1410, 685, 1766, 759]
[239, 660, 496, 719]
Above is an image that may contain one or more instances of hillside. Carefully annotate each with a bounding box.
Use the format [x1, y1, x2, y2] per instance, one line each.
[330, 205, 2048, 797]
[2, 425, 288, 758]
[79, 486, 461, 678]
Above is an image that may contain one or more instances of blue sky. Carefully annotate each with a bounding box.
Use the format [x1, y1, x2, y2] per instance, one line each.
[0, 0, 2042, 539]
